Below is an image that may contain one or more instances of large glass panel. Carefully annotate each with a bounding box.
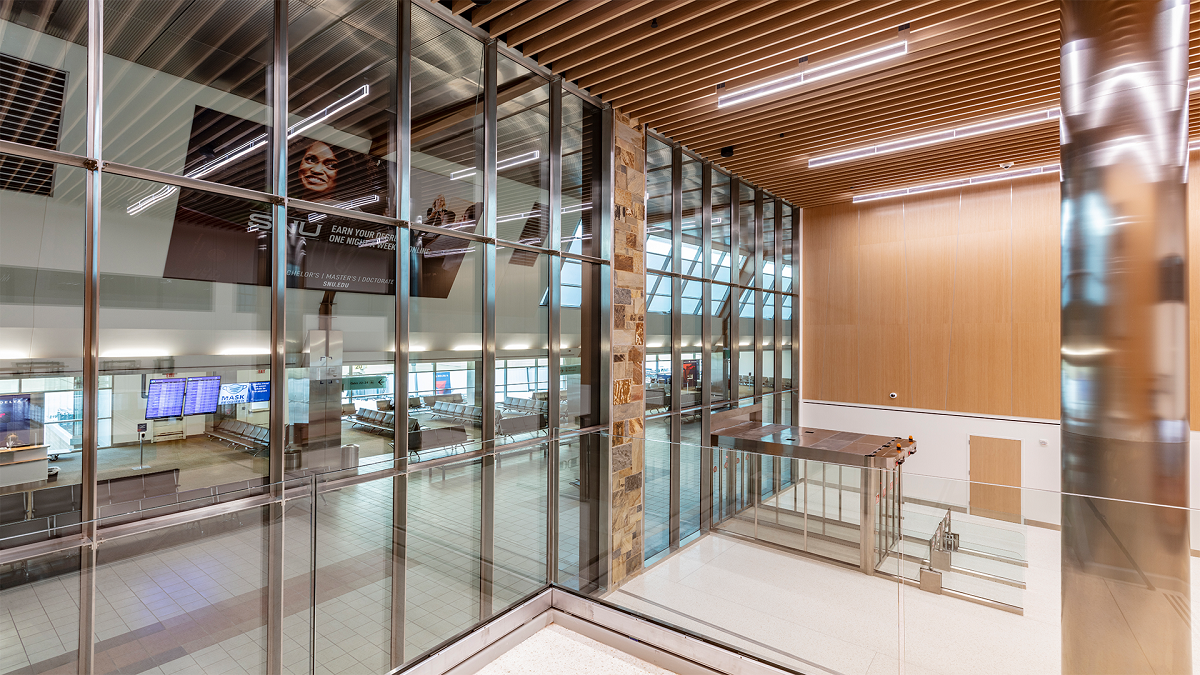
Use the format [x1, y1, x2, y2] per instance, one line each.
[643, 415, 671, 561]
[738, 288, 756, 400]
[0, 3, 87, 160]
[645, 274, 671, 414]
[560, 259, 602, 431]
[103, 1, 275, 193]
[680, 156, 703, 277]
[710, 171, 731, 282]
[94, 500, 269, 673]
[409, 234, 483, 458]
[98, 174, 271, 495]
[493, 442, 548, 611]
[645, 136, 672, 273]
[410, 7, 484, 235]
[738, 182, 755, 287]
[680, 279, 702, 410]
[496, 58, 549, 245]
[709, 283, 732, 404]
[781, 204, 794, 392]
[0, 543, 81, 673]
[284, 203, 396, 473]
[1, 163, 85, 534]
[288, 0, 396, 216]
[763, 199, 777, 395]
[405, 456, 481, 661]
[313, 468, 393, 674]
[496, 247, 549, 441]
[561, 93, 601, 258]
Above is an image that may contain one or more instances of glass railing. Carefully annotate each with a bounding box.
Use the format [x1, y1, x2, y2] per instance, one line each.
[0, 431, 576, 675]
[594, 432, 1196, 675]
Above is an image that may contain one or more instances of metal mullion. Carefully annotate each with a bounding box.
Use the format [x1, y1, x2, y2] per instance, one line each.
[667, 141, 683, 548]
[78, 1, 102, 671]
[753, 190, 764, 404]
[774, 197, 785, 422]
[728, 177, 740, 406]
[101, 160, 277, 206]
[560, 250, 608, 264]
[699, 162, 713, 533]
[266, 1, 289, 672]
[391, 0, 412, 667]
[547, 75, 563, 586]
[594, 105, 614, 592]
[479, 39, 498, 622]
[0, 138, 87, 167]
[791, 203, 801, 423]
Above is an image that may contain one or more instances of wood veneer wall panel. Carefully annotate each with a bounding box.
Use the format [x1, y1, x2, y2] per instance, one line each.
[857, 202, 908, 405]
[904, 192, 958, 410]
[802, 205, 837, 399]
[1011, 175, 1060, 419]
[821, 204, 859, 402]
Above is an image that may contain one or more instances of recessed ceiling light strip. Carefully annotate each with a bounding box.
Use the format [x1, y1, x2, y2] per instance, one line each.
[851, 164, 1060, 203]
[717, 40, 908, 110]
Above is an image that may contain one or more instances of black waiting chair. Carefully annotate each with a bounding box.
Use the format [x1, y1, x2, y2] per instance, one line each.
[0, 493, 26, 525]
[31, 484, 79, 518]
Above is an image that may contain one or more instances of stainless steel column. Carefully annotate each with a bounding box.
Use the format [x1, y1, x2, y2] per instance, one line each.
[479, 38, 498, 621]
[1060, 1, 1191, 672]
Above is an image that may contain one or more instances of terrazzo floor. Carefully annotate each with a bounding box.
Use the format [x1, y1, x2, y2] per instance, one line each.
[475, 624, 673, 675]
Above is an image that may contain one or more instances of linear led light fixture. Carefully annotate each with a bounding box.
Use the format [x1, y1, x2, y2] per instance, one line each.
[717, 40, 908, 109]
[307, 194, 381, 222]
[852, 164, 1060, 203]
[450, 150, 542, 180]
[812, 76, 1200, 170]
[128, 85, 371, 215]
[811, 108, 1061, 167]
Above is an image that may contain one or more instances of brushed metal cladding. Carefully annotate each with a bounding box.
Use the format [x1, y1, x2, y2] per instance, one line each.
[1060, 1, 1191, 672]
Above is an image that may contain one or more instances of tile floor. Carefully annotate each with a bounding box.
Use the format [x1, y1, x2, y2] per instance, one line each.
[475, 624, 673, 675]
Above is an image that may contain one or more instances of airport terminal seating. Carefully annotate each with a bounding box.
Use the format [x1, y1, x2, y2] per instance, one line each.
[428, 401, 485, 427]
[500, 396, 549, 416]
[351, 408, 396, 433]
[409, 426, 469, 455]
[423, 394, 465, 407]
[645, 388, 668, 412]
[208, 419, 270, 453]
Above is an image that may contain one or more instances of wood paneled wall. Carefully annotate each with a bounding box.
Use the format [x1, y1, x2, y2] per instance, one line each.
[803, 174, 1061, 419]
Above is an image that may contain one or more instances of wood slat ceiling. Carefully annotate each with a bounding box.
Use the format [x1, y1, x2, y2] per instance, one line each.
[439, 0, 1200, 208]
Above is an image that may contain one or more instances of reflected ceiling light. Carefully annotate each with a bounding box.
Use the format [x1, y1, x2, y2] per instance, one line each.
[102, 348, 169, 358]
[497, 209, 541, 224]
[718, 40, 908, 109]
[220, 347, 270, 355]
[561, 202, 592, 214]
[307, 194, 381, 222]
[128, 86, 371, 215]
[0, 350, 29, 359]
[852, 164, 1059, 203]
[503, 343, 531, 350]
[450, 150, 542, 180]
[810, 109, 1060, 168]
[1061, 345, 1110, 358]
[409, 346, 427, 352]
[452, 345, 480, 351]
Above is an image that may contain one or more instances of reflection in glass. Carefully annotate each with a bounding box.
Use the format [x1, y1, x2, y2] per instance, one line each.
[561, 93, 602, 257]
[645, 274, 672, 413]
[560, 259, 602, 430]
[710, 171, 731, 282]
[644, 415, 671, 561]
[681, 279, 703, 409]
[680, 156, 703, 277]
[410, 234, 482, 457]
[710, 283, 732, 403]
[496, 247, 549, 440]
[410, 6, 484, 236]
[496, 57, 549, 245]
[99, 173, 271, 494]
[103, 0, 275, 192]
[645, 136, 672, 273]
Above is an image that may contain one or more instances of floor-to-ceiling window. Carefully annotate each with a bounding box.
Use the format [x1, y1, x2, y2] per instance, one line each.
[0, 1, 608, 671]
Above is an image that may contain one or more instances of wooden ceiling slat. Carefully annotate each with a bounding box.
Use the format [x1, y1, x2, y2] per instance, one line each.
[488, 0, 569, 35]
[598, 0, 940, 105]
[518, 0, 656, 57]
[657, 21, 1059, 143]
[650, 10, 1057, 134]
[451, 0, 473, 16]
[470, 0, 525, 27]
[532, 0, 693, 66]
[621, 0, 1045, 118]
[679, 43, 1060, 156]
[564, 0, 782, 85]
[503, 0, 606, 45]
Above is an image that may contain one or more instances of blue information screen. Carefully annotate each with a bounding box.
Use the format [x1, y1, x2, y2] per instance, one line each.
[183, 376, 222, 416]
[248, 381, 271, 403]
[146, 378, 186, 419]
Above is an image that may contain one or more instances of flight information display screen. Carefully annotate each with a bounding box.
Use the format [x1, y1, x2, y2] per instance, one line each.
[183, 376, 222, 416]
[146, 378, 186, 419]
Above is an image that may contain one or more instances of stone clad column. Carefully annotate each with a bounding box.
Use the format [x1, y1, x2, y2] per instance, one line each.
[1060, 0, 1191, 672]
[610, 109, 647, 586]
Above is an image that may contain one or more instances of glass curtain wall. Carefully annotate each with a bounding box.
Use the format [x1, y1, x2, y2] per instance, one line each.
[641, 132, 799, 562]
[0, 2, 608, 672]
